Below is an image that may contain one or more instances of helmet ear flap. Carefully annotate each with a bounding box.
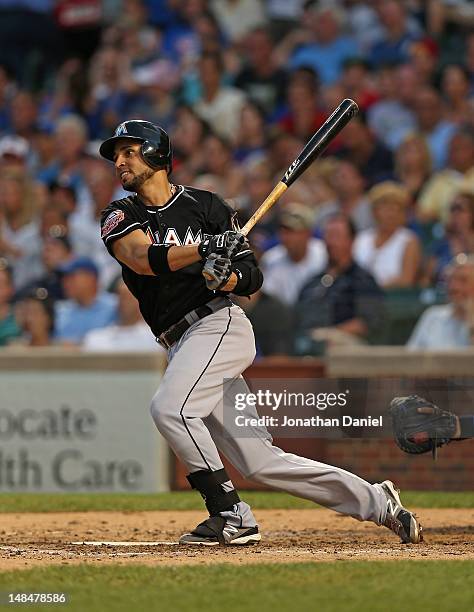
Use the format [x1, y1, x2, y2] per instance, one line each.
[140, 140, 157, 167]
[140, 140, 172, 173]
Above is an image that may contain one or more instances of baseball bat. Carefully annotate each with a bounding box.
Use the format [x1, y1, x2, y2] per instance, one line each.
[240, 98, 359, 236]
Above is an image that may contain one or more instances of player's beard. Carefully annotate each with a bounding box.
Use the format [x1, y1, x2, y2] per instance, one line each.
[121, 167, 155, 192]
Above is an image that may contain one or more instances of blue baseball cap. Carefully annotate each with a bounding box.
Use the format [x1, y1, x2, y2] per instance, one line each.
[60, 256, 98, 277]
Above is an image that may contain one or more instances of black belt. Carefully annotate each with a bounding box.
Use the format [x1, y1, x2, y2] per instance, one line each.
[157, 298, 232, 350]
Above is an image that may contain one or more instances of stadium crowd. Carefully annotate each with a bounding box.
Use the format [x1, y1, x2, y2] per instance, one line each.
[0, 0, 474, 356]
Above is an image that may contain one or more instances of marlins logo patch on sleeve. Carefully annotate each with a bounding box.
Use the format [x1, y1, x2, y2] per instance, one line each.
[101, 210, 125, 237]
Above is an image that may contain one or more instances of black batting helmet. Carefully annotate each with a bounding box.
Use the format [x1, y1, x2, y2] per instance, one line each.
[99, 120, 172, 173]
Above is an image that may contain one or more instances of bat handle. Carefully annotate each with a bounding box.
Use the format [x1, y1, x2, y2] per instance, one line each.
[240, 182, 287, 236]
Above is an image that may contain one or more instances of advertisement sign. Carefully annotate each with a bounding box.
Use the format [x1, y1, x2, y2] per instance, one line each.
[0, 372, 168, 492]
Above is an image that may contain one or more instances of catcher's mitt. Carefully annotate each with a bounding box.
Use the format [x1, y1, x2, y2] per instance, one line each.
[389, 395, 458, 458]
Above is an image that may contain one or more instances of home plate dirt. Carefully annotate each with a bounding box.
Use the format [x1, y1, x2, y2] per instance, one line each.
[1, 509, 473, 570]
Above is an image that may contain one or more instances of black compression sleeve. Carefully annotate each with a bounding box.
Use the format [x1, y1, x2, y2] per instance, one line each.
[147, 244, 172, 275]
[231, 261, 263, 296]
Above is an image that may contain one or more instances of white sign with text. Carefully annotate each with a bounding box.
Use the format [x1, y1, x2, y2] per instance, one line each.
[0, 372, 168, 492]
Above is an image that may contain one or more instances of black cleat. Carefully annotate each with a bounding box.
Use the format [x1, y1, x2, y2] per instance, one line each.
[179, 516, 261, 546]
[381, 480, 423, 544]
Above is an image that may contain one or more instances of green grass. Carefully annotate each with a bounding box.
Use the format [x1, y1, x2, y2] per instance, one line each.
[0, 562, 472, 612]
[0, 490, 473, 513]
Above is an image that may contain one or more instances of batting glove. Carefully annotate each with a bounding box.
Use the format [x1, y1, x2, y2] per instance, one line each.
[202, 254, 233, 290]
[198, 231, 247, 260]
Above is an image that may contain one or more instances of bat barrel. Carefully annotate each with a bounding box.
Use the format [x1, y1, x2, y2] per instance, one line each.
[241, 98, 359, 237]
[281, 98, 359, 187]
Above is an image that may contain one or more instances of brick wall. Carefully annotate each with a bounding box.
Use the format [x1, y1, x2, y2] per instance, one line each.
[323, 438, 474, 490]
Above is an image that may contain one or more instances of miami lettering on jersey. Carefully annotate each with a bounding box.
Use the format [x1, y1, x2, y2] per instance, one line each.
[146, 226, 204, 246]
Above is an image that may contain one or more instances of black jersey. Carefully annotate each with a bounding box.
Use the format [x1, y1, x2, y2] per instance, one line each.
[100, 185, 256, 337]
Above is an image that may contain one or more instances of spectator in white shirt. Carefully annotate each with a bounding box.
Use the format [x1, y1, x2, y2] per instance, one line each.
[354, 182, 421, 288]
[211, 0, 267, 43]
[83, 279, 158, 352]
[260, 202, 327, 306]
[0, 169, 43, 291]
[408, 254, 474, 349]
[193, 51, 246, 143]
[69, 159, 121, 290]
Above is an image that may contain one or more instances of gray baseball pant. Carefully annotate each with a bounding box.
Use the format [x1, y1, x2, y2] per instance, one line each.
[150, 303, 387, 525]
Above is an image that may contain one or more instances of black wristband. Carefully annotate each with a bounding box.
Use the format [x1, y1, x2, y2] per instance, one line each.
[458, 416, 474, 439]
[197, 238, 210, 260]
[147, 244, 172, 275]
[232, 265, 250, 294]
[231, 262, 263, 296]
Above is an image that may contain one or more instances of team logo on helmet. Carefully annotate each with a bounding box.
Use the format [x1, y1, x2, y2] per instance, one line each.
[115, 123, 128, 136]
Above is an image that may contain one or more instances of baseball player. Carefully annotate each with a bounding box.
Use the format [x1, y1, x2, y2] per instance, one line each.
[99, 120, 422, 546]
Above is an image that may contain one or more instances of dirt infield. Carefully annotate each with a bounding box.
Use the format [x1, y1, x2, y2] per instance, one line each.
[1, 508, 473, 570]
